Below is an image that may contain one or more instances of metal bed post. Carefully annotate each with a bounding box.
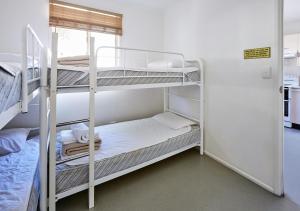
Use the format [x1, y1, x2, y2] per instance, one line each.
[21, 26, 29, 113]
[49, 32, 58, 211]
[164, 88, 169, 112]
[88, 37, 96, 209]
[39, 47, 48, 211]
[199, 59, 204, 155]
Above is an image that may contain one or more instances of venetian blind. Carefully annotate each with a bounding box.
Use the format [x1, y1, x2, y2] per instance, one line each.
[49, 0, 123, 35]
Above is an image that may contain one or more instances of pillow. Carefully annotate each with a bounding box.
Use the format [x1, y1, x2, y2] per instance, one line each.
[153, 112, 196, 130]
[0, 128, 31, 156]
[147, 59, 183, 68]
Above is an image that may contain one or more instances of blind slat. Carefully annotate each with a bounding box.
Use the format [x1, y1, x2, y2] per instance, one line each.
[49, 0, 123, 35]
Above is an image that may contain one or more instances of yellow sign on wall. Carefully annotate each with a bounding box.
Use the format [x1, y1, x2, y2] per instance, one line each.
[244, 47, 271, 59]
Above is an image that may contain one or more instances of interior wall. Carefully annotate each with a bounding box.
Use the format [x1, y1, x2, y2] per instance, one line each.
[283, 22, 300, 77]
[164, 0, 281, 193]
[285, 20, 300, 34]
[6, 0, 165, 128]
[284, 58, 300, 77]
[0, 0, 49, 53]
[1, 0, 49, 129]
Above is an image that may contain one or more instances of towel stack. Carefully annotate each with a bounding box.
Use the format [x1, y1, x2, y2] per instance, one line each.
[60, 123, 101, 157]
[58, 55, 89, 67]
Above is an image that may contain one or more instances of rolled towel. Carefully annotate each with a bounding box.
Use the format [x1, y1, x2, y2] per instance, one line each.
[60, 130, 76, 145]
[70, 123, 100, 144]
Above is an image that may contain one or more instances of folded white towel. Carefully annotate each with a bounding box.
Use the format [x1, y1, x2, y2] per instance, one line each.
[70, 123, 100, 144]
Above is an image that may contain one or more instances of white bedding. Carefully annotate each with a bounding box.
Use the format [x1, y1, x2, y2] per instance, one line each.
[0, 139, 39, 211]
[57, 65, 198, 74]
[61, 117, 192, 166]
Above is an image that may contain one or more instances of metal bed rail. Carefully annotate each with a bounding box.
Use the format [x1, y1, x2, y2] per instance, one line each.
[95, 46, 192, 85]
[22, 24, 45, 113]
[96, 45, 185, 69]
[24, 25, 49, 211]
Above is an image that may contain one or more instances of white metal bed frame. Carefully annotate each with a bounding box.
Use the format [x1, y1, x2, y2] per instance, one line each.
[0, 25, 48, 211]
[44, 32, 204, 210]
[0, 25, 45, 129]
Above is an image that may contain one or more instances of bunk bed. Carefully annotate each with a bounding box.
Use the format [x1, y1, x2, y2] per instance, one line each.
[43, 32, 204, 211]
[0, 25, 47, 211]
[0, 25, 43, 129]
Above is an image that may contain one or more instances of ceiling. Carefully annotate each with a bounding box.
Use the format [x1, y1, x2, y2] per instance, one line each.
[285, 0, 300, 22]
[115, 0, 300, 21]
[115, 0, 176, 10]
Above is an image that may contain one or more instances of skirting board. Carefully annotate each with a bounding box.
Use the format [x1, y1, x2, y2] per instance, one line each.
[204, 150, 276, 194]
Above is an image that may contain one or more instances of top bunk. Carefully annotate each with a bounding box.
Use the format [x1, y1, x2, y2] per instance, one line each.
[0, 25, 46, 129]
[50, 33, 204, 93]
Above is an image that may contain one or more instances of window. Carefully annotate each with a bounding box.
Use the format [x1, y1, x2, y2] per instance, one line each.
[54, 27, 119, 67]
[49, 1, 123, 67]
[56, 28, 88, 57]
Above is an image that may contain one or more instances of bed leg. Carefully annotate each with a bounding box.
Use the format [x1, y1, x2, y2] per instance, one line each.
[39, 47, 48, 211]
[88, 37, 96, 209]
[49, 32, 58, 211]
[199, 61, 204, 156]
[200, 144, 204, 155]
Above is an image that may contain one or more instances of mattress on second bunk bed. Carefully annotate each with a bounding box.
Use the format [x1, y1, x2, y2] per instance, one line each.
[55, 115, 201, 194]
[0, 63, 40, 113]
[54, 63, 201, 88]
[0, 137, 40, 211]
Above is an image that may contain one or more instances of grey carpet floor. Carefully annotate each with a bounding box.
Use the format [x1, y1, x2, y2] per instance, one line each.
[57, 149, 300, 211]
[284, 128, 300, 206]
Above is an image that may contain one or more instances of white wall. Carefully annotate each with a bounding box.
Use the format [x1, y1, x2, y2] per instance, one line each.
[6, 0, 165, 128]
[0, 0, 49, 53]
[284, 57, 300, 77]
[1, 0, 49, 128]
[285, 21, 300, 34]
[164, 0, 281, 193]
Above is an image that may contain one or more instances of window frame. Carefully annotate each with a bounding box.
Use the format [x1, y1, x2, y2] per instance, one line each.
[53, 27, 120, 66]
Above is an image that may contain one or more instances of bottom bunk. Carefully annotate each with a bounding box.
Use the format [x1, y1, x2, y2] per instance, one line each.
[55, 112, 201, 199]
[0, 135, 40, 211]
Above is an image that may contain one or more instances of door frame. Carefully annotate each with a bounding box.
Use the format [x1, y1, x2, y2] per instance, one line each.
[274, 0, 284, 196]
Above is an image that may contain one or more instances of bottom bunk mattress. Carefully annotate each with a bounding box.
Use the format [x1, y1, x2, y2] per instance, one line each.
[56, 116, 201, 194]
[0, 63, 40, 113]
[0, 137, 40, 211]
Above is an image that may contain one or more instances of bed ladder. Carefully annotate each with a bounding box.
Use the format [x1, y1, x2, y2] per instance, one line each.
[48, 33, 96, 210]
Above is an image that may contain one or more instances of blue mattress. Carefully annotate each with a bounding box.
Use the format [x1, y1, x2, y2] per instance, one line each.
[0, 137, 40, 211]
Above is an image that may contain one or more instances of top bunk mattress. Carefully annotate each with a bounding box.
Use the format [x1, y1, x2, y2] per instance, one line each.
[53, 64, 201, 88]
[0, 63, 39, 114]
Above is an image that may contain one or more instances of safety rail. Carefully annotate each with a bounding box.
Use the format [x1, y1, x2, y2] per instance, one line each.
[22, 24, 45, 113]
[96, 46, 185, 73]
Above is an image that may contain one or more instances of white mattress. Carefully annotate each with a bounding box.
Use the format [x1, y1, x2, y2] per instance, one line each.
[0, 139, 39, 211]
[60, 117, 192, 166]
[57, 65, 198, 74]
